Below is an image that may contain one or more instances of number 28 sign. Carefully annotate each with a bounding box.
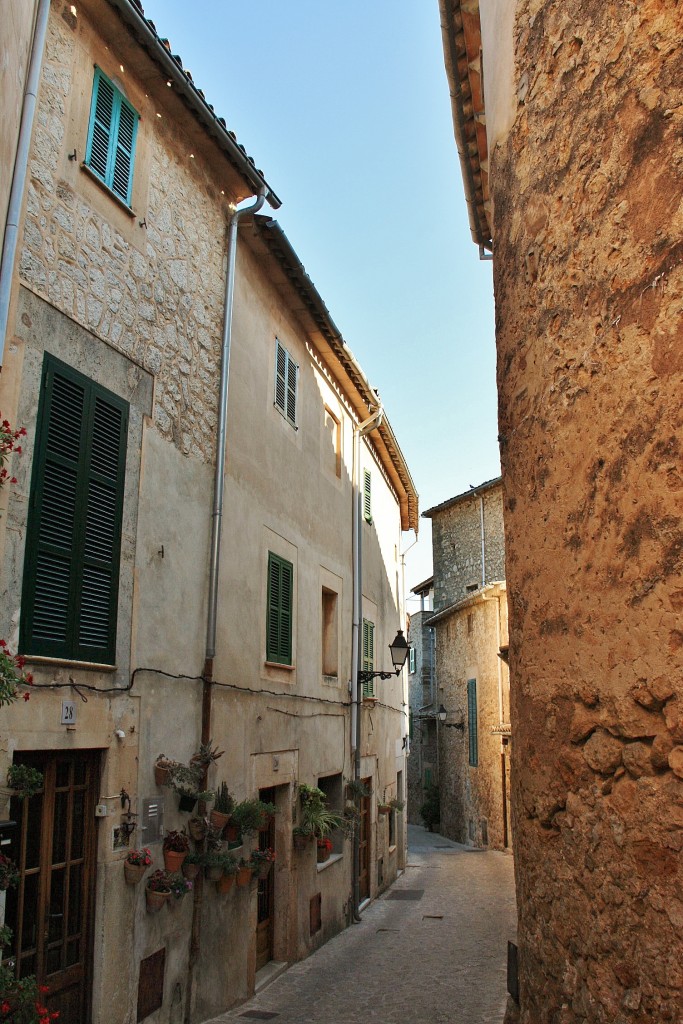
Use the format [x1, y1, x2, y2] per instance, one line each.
[61, 700, 77, 725]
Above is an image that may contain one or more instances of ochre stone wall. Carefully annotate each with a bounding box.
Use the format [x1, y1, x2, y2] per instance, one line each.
[492, 1, 683, 1021]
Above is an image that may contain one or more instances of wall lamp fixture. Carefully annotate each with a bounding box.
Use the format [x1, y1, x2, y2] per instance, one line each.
[358, 630, 410, 684]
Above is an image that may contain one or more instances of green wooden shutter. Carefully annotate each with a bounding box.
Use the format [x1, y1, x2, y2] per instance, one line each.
[285, 355, 297, 426]
[86, 68, 138, 206]
[363, 470, 372, 523]
[20, 355, 128, 664]
[274, 341, 287, 415]
[362, 618, 374, 697]
[266, 552, 293, 665]
[467, 678, 479, 766]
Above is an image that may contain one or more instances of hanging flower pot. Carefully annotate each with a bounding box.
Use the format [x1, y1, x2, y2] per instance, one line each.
[223, 820, 240, 843]
[216, 873, 234, 894]
[209, 809, 230, 834]
[163, 849, 187, 874]
[178, 794, 197, 813]
[293, 831, 311, 852]
[316, 839, 332, 864]
[236, 863, 252, 887]
[256, 861, 272, 880]
[145, 871, 172, 913]
[188, 817, 207, 842]
[124, 861, 147, 885]
[182, 860, 201, 880]
[378, 803, 391, 816]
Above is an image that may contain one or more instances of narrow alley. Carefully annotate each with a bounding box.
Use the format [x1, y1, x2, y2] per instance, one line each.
[208, 826, 517, 1024]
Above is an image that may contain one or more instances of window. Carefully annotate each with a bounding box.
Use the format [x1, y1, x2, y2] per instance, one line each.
[321, 587, 338, 677]
[317, 773, 344, 855]
[85, 68, 139, 206]
[467, 678, 479, 766]
[20, 355, 128, 664]
[362, 618, 375, 697]
[274, 340, 298, 427]
[363, 469, 372, 523]
[266, 552, 293, 665]
[467, 613, 474, 634]
[409, 647, 416, 674]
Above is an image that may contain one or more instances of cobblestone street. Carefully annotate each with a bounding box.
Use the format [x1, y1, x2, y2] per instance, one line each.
[207, 826, 517, 1024]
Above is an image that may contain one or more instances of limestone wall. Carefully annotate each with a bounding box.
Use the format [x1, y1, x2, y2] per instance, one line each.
[489, 1, 683, 1020]
[430, 483, 505, 611]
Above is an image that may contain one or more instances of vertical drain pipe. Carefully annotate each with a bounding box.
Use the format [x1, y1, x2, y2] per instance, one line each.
[0, 0, 51, 365]
[351, 405, 383, 922]
[186, 188, 266, 1024]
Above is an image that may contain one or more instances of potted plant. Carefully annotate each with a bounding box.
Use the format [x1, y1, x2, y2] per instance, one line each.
[389, 797, 405, 812]
[154, 754, 178, 787]
[250, 847, 276, 880]
[167, 872, 193, 902]
[0, 853, 19, 890]
[345, 778, 371, 801]
[190, 740, 224, 770]
[216, 853, 237, 894]
[145, 869, 172, 912]
[316, 837, 333, 864]
[230, 798, 276, 839]
[169, 762, 213, 813]
[377, 801, 391, 815]
[202, 849, 225, 881]
[293, 825, 314, 851]
[188, 815, 208, 842]
[210, 781, 234, 834]
[124, 847, 152, 885]
[182, 850, 202, 880]
[6, 764, 43, 800]
[235, 857, 253, 887]
[162, 829, 189, 872]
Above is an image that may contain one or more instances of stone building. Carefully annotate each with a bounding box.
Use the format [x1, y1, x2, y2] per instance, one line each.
[0, 2, 418, 1021]
[407, 576, 436, 823]
[439, 1, 683, 1021]
[424, 478, 511, 849]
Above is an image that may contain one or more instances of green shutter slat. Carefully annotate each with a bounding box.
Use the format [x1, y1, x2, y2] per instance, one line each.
[266, 552, 293, 665]
[280, 560, 293, 661]
[20, 355, 128, 664]
[286, 358, 297, 425]
[111, 98, 138, 204]
[87, 71, 114, 181]
[275, 342, 287, 414]
[362, 619, 374, 697]
[86, 69, 137, 205]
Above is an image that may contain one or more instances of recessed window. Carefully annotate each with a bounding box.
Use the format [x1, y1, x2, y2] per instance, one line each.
[317, 773, 343, 855]
[467, 678, 479, 767]
[85, 67, 139, 206]
[274, 340, 298, 428]
[467, 613, 474, 634]
[266, 552, 293, 665]
[321, 588, 338, 677]
[20, 354, 128, 664]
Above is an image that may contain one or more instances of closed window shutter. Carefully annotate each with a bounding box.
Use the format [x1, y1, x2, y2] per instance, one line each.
[467, 678, 479, 766]
[21, 356, 128, 664]
[275, 342, 287, 415]
[363, 470, 372, 522]
[266, 552, 293, 665]
[362, 618, 374, 697]
[286, 356, 297, 426]
[86, 68, 138, 206]
[274, 340, 298, 427]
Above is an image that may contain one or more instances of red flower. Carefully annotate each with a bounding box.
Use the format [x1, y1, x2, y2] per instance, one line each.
[22, 692, 30, 701]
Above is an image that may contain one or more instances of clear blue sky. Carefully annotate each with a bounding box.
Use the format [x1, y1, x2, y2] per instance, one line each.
[141, 0, 500, 599]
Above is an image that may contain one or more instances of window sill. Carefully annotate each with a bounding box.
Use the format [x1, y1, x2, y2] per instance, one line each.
[316, 852, 343, 873]
[24, 655, 117, 672]
[80, 163, 136, 218]
[264, 661, 295, 672]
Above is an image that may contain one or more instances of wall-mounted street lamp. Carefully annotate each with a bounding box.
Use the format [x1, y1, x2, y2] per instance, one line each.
[437, 704, 447, 723]
[358, 629, 411, 685]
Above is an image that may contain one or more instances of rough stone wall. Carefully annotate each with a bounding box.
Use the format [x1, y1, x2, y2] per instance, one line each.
[18, 11, 226, 462]
[431, 484, 505, 610]
[491, 1, 683, 1021]
[436, 590, 509, 849]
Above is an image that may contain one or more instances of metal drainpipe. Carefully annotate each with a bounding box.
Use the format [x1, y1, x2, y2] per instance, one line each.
[351, 405, 383, 922]
[186, 188, 266, 1024]
[0, 0, 51, 366]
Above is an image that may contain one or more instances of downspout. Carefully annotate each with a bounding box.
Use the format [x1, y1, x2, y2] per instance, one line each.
[186, 188, 265, 1024]
[0, 0, 51, 366]
[351, 404, 383, 922]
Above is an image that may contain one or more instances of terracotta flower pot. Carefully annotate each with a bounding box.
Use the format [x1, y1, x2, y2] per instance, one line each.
[205, 864, 223, 881]
[163, 849, 187, 873]
[182, 861, 200, 880]
[317, 845, 331, 864]
[124, 861, 147, 885]
[293, 833, 310, 852]
[224, 822, 240, 844]
[216, 873, 234, 894]
[188, 818, 207, 841]
[209, 809, 230, 834]
[256, 862, 272, 880]
[145, 887, 170, 913]
[236, 866, 252, 887]
[378, 804, 391, 816]
[154, 764, 171, 787]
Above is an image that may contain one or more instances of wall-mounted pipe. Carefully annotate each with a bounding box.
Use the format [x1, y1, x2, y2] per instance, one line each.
[0, 0, 51, 367]
[351, 404, 383, 922]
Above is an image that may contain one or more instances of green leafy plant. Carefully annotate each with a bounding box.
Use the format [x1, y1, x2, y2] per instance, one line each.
[162, 829, 189, 853]
[296, 785, 343, 840]
[7, 764, 43, 800]
[0, 853, 19, 890]
[125, 847, 152, 867]
[184, 849, 202, 865]
[345, 778, 371, 799]
[230, 799, 276, 837]
[0, 964, 59, 1022]
[389, 797, 405, 811]
[250, 847, 276, 866]
[201, 849, 226, 869]
[213, 781, 234, 815]
[190, 740, 224, 768]
[167, 872, 193, 899]
[146, 869, 172, 893]
[0, 640, 34, 708]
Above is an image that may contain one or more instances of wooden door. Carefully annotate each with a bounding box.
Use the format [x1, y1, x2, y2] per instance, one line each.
[358, 779, 371, 902]
[3, 750, 99, 1023]
[255, 787, 275, 972]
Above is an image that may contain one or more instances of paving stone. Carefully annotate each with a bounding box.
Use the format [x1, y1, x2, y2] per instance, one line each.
[205, 825, 517, 1024]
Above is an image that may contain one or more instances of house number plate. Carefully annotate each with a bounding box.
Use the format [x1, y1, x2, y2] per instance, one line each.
[61, 700, 77, 725]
